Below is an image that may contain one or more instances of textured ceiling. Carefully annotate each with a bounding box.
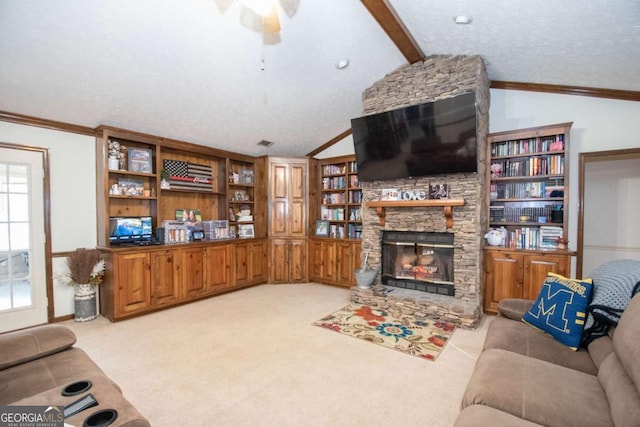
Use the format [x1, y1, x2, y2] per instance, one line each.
[0, 0, 638, 157]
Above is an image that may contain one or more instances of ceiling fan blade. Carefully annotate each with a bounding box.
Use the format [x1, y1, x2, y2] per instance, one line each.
[278, 0, 300, 18]
[262, 5, 281, 33]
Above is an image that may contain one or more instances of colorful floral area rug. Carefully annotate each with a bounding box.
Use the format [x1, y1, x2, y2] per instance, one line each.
[313, 303, 456, 361]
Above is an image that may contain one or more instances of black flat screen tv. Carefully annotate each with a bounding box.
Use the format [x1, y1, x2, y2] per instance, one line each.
[109, 216, 153, 245]
[351, 92, 477, 181]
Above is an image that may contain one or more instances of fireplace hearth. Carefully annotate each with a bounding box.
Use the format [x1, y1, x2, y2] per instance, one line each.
[382, 231, 455, 296]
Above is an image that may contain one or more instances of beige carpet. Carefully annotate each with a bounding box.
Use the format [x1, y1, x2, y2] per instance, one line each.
[64, 283, 491, 427]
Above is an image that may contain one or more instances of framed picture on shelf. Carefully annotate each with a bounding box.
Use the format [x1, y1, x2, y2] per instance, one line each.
[234, 190, 249, 201]
[315, 220, 330, 237]
[429, 184, 449, 199]
[228, 207, 236, 222]
[238, 224, 254, 239]
[380, 188, 399, 201]
[127, 147, 153, 173]
[117, 178, 144, 196]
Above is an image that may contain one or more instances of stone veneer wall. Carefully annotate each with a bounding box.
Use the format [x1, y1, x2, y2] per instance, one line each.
[354, 55, 489, 328]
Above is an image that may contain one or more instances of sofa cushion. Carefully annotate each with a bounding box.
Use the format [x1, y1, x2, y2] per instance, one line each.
[522, 273, 593, 350]
[497, 298, 533, 321]
[0, 347, 118, 405]
[0, 325, 76, 370]
[598, 353, 640, 427]
[462, 349, 613, 427]
[454, 405, 543, 426]
[483, 315, 598, 375]
[602, 292, 640, 427]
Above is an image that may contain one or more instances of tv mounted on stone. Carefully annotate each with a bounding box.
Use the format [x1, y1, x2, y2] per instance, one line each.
[351, 92, 477, 182]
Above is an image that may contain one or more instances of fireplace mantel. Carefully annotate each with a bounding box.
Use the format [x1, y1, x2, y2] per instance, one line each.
[365, 199, 465, 229]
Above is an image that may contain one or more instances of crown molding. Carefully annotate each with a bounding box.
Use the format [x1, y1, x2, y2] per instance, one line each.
[490, 81, 640, 102]
[0, 110, 95, 136]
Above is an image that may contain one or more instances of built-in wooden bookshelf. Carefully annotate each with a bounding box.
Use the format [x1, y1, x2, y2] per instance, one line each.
[487, 122, 572, 249]
[483, 122, 575, 314]
[318, 155, 363, 240]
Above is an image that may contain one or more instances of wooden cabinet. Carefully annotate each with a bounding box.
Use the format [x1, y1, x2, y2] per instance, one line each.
[307, 155, 364, 288]
[309, 238, 361, 288]
[483, 248, 572, 314]
[150, 249, 181, 306]
[268, 157, 308, 283]
[96, 126, 269, 321]
[483, 123, 575, 313]
[113, 252, 151, 317]
[269, 158, 307, 237]
[235, 239, 268, 287]
[181, 244, 233, 297]
[270, 239, 307, 284]
[100, 240, 267, 321]
[205, 244, 233, 292]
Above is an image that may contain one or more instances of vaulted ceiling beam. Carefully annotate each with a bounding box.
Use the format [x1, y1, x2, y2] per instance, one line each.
[360, 0, 424, 64]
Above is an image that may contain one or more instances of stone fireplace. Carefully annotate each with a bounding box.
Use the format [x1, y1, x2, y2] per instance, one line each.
[351, 55, 489, 328]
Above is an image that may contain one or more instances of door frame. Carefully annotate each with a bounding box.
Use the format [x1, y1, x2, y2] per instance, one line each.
[0, 142, 53, 324]
[577, 147, 640, 278]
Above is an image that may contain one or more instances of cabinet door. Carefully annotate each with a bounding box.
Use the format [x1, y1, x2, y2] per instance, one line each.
[270, 163, 289, 236]
[235, 242, 249, 285]
[289, 163, 306, 237]
[322, 241, 337, 282]
[181, 247, 206, 297]
[289, 239, 307, 283]
[484, 251, 523, 314]
[523, 254, 570, 300]
[249, 241, 268, 283]
[206, 245, 232, 292]
[116, 252, 151, 315]
[150, 249, 181, 306]
[337, 241, 355, 284]
[270, 239, 289, 283]
[310, 240, 324, 281]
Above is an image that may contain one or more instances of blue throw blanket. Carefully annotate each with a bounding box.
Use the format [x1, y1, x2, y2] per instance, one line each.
[581, 259, 640, 346]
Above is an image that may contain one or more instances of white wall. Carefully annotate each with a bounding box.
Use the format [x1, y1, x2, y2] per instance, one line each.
[0, 121, 96, 317]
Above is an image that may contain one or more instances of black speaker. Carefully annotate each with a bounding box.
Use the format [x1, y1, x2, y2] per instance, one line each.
[156, 227, 165, 244]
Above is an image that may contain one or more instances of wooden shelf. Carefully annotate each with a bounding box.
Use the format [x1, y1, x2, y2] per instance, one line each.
[365, 199, 465, 228]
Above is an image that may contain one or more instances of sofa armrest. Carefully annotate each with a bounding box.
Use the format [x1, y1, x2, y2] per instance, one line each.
[496, 298, 534, 321]
[0, 325, 76, 370]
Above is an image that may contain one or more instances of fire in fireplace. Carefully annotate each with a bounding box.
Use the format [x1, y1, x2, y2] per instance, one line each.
[381, 231, 455, 296]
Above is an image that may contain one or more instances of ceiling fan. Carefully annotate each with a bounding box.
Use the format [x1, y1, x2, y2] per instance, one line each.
[215, 0, 300, 42]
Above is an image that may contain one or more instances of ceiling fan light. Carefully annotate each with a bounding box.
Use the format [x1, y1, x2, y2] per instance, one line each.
[238, 0, 274, 16]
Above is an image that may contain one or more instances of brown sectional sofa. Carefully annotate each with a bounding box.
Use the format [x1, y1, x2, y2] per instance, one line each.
[0, 324, 149, 427]
[455, 292, 640, 427]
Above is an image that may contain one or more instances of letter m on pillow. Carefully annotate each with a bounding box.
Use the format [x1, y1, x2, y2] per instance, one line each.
[522, 273, 594, 350]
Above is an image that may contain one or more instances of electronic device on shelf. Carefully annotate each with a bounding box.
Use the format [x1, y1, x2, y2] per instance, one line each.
[108, 216, 154, 246]
[351, 91, 477, 181]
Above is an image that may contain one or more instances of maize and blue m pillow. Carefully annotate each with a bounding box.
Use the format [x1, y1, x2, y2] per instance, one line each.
[522, 273, 594, 350]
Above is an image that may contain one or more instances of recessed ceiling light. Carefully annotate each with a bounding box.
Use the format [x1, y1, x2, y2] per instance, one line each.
[453, 15, 472, 25]
[335, 58, 350, 70]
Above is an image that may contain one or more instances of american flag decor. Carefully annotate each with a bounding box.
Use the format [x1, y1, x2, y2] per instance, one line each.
[163, 160, 213, 191]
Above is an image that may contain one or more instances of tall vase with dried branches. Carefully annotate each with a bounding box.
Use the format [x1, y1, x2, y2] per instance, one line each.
[65, 248, 104, 322]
